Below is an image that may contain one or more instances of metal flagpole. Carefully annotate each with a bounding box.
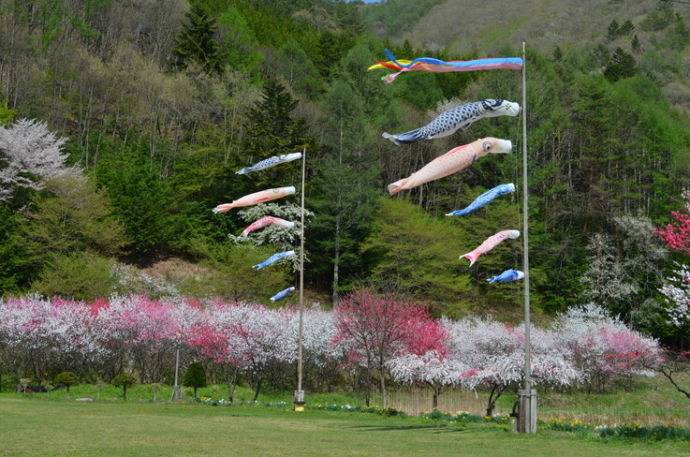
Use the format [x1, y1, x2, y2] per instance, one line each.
[294, 147, 306, 411]
[517, 41, 537, 434]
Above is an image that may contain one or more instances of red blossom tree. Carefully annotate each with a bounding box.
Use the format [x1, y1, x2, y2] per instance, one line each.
[333, 288, 444, 408]
[656, 191, 690, 256]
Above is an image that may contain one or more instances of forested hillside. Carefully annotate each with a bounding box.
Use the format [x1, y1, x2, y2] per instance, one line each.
[0, 0, 688, 344]
[363, 0, 690, 114]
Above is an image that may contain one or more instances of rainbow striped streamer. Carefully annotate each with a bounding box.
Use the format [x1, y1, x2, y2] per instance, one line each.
[368, 49, 523, 84]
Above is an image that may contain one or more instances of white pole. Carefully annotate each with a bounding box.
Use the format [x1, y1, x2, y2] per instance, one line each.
[172, 346, 182, 401]
[518, 41, 536, 434]
[295, 147, 306, 411]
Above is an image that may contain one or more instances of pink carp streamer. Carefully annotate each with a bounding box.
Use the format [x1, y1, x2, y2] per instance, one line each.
[240, 216, 295, 237]
[461, 230, 520, 266]
[212, 186, 296, 214]
[387, 138, 512, 195]
[368, 50, 523, 84]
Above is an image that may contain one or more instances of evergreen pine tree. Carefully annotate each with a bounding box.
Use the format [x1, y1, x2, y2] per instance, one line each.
[607, 19, 620, 40]
[631, 34, 641, 53]
[310, 78, 380, 304]
[239, 78, 311, 188]
[620, 20, 634, 36]
[604, 47, 636, 82]
[170, 4, 223, 75]
[183, 362, 207, 398]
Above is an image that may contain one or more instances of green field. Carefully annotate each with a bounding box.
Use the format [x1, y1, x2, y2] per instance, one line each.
[1, 396, 688, 457]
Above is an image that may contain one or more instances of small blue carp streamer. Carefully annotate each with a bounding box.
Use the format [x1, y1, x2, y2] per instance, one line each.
[446, 183, 515, 217]
[252, 250, 296, 270]
[236, 152, 302, 175]
[487, 269, 524, 284]
[270, 286, 295, 301]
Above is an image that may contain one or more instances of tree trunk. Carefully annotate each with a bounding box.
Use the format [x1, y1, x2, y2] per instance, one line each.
[379, 370, 387, 409]
[364, 368, 372, 407]
[332, 116, 344, 307]
[660, 367, 690, 400]
[332, 213, 340, 307]
[252, 377, 263, 402]
[485, 384, 506, 417]
[227, 367, 239, 403]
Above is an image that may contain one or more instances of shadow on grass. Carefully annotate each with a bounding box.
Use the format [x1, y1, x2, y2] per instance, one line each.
[343, 424, 465, 433]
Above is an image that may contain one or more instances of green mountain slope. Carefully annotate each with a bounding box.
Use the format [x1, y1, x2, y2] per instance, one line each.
[363, 0, 690, 112]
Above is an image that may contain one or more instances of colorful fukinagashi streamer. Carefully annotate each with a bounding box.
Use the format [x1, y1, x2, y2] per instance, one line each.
[270, 286, 295, 301]
[212, 186, 296, 214]
[252, 250, 296, 270]
[240, 216, 295, 237]
[460, 230, 520, 266]
[368, 49, 523, 84]
[383, 99, 519, 146]
[487, 269, 524, 284]
[446, 183, 516, 217]
[387, 138, 512, 195]
[236, 152, 302, 175]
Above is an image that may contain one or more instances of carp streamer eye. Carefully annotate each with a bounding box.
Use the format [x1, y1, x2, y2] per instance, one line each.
[483, 141, 492, 151]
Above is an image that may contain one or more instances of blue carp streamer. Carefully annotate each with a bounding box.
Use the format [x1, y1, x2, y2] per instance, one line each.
[446, 183, 515, 217]
[270, 286, 295, 301]
[236, 152, 302, 175]
[487, 269, 524, 283]
[252, 250, 296, 270]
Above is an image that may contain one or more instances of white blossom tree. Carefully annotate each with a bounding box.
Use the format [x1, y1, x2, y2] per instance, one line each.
[445, 316, 580, 416]
[388, 349, 467, 410]
[552, 304, 662, 392]
[0, 119, 76, 202]
[230, 202, 313, 271]
[659, 263, 690, 327]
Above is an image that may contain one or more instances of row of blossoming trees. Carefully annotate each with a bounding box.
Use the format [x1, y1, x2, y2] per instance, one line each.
[0, 290, 665, 413]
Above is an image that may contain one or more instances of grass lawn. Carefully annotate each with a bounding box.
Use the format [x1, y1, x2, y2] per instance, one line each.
[0, 397, 688, 457]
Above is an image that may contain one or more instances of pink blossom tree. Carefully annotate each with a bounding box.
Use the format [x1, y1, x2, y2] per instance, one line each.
[656, 191, 690, 256]
[186, 301, 252, 402]
[334, 288, 443, 407]
[187, 301, 302, 402]
[0, 296, 102, 382]
[656, 190, 690, 329]
[552, 304, 662, 392]
[94, 295, 182, 382]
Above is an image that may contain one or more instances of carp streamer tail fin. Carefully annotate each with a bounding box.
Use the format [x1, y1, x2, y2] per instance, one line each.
[387, 178, 408, 196]
[460, 252, 478, 266]
[382, 129, 426, 145]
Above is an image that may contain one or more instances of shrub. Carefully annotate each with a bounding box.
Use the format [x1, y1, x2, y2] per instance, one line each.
[53, 372, 79, 393]
[31, 252, 117, 301]
[111, 373, 137, 400]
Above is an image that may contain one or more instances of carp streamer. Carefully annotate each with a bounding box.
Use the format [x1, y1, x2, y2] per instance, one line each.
[369, 49, 523, 83]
